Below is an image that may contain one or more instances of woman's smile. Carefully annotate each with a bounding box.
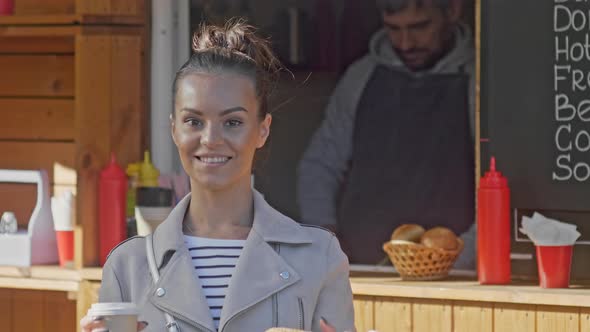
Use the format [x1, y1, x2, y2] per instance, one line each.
[195, 154, 232, 166]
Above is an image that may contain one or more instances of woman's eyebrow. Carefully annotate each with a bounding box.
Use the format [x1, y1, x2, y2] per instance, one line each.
[180, 107, 203, 115]
[220, 107, 248, 116]
[179, 107, 248, 116]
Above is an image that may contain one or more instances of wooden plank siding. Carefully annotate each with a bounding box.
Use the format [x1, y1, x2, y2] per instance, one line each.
[13, 0, 144, 18]
[412, 299, 452, 332]
[354, 295, 590, 332]
[0, 2, 147, 331]
[74, 34, 111, 269]
[75, 0, 145, 16]
[14, 0, 75, 15]
[0, 288, 75, 332]
[110, 35, 144, 168]
[0, 141, 75, 181]
[374, 297, 412, 332]
[0, 36, 74, 54]
[453, 301, 493, 332]
[354, 295, 375, 332]
[0, 55, 74, 97]
[494, 303, 536, 332]
[0, 98, 75, 140]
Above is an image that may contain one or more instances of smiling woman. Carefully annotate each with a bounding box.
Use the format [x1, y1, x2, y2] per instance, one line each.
[81, 19, 355, 332]
[172, 72, 268, 191]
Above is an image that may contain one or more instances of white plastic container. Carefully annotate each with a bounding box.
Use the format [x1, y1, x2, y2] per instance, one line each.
[0, 169, 58, 266]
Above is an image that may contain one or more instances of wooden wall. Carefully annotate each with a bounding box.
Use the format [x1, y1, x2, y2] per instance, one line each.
[0, 22, 146, 270]
[353, 295, 590, 332]
[0, 34, 77, 228]
[0, 289, 76, 332]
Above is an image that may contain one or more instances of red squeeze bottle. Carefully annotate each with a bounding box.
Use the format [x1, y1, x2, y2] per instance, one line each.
[99, 153, 128, 266]
[478, 157, 511, 284]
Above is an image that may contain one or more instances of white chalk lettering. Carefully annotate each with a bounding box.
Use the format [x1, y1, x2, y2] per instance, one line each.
[573, 162, 590, 181]
[554, 5, 590, 32]
[575, 129, 590, 152]
[553, 2, 590, 183]
[554, 65, 570, 91]
[555, 124, 573, 151]
[553, 154, 573, 181]
[554, 34, 590, 62]
[555, 94, 576, 120]
[578, 99, 590, 121]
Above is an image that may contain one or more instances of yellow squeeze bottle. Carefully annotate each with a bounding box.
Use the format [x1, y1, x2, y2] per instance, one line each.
[139, 150, 159, 187]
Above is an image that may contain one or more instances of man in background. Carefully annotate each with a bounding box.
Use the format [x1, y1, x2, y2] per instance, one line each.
[297, 0, 476, 267]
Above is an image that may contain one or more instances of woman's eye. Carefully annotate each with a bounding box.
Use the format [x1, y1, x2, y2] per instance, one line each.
[225, 119, 243, 127]
[185, 119, 202, 127]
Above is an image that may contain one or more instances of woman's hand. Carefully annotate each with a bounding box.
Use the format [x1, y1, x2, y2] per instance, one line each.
[79, 314, 106, 332]
[80, 314, 148, 332]
[320, 317, 336, 332]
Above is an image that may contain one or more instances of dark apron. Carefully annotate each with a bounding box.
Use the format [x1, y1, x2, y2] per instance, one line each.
[338, 65, 474, 264]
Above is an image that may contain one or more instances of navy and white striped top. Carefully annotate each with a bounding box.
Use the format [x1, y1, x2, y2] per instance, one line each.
[183, 235, 245, 330]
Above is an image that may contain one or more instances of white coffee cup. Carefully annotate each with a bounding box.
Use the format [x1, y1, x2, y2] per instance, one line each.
[87, 302, 139, 332]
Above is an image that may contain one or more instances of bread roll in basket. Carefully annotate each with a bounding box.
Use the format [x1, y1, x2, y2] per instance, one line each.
[384, 224, 464, 280]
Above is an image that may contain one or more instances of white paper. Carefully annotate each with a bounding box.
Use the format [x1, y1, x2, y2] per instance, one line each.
[519, 212, 581, 246]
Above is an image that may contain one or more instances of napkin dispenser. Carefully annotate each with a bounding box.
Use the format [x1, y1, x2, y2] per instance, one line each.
[0, 169, 58, 266]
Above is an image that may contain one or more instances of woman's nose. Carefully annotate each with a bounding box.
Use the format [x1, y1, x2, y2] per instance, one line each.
[200, 124, 223, 147]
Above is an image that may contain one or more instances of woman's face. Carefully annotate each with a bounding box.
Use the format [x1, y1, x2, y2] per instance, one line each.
[172, 73, 271, 191]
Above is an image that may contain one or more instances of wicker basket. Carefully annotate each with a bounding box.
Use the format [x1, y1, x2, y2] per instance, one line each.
[382, 238, 464, 281]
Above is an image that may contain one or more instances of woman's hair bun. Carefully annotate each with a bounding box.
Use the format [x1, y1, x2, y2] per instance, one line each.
[192, 18, 258, 61]
[190, 18, 283, 95]
[174, 18, 283, 118]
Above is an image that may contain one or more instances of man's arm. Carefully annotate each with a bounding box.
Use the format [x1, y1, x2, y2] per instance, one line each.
[296, 80, 356, 228]
[296, 57, 376, 228]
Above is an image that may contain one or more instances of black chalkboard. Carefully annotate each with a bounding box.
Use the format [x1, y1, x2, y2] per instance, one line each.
[482, 0, 590, 279]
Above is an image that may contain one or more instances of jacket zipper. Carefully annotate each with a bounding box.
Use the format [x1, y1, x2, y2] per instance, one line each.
[272, 243, 280, 327]
[298, 297, 304, 330]
[272, 290, 278, 327]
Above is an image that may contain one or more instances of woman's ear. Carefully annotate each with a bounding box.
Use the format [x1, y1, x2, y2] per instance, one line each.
[257, 113, 272, 148]
[170, 113, 178, 147]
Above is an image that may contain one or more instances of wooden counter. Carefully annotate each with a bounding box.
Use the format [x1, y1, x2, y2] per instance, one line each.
[74, 267, 590, 332]
[350, 273, 590, 332]
[2, 266, 586, 332]
[0, 265, 80, 292]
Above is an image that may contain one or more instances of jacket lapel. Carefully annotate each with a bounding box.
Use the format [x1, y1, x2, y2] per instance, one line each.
[148, 194, 216, 332]
[218, 231, 300, 331]
[148, 246, 217, 332]
[218, 191, 313, 331]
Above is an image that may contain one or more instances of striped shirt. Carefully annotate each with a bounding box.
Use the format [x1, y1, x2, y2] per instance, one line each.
[184, 235, 245, 331]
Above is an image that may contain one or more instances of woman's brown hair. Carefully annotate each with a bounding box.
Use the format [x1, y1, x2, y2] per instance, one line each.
[172, 18, 283, 120]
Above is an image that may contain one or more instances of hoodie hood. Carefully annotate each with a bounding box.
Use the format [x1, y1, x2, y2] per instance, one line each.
[368, 24, 474, 75]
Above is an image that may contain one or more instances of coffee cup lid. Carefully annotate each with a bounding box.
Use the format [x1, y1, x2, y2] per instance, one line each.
[88, 302, 139, 316]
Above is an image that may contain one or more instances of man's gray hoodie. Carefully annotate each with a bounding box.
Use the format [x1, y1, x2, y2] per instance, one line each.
[297, 25, 477, 269]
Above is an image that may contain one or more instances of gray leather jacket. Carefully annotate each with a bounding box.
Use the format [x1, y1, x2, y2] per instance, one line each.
[99, 190, 355, 332]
